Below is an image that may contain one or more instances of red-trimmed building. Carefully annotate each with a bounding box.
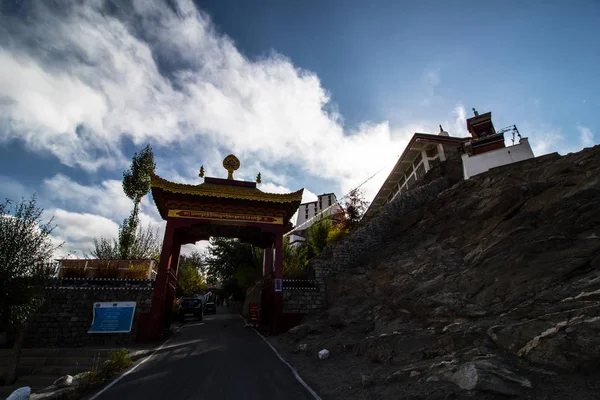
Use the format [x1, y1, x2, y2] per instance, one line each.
[364, 109, 535, 218]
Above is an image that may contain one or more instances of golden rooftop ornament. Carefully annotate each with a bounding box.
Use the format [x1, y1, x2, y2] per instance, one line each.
[198, 165, 204, 178]
[222, 154, 240, 180]
[256, 172, 261, 184]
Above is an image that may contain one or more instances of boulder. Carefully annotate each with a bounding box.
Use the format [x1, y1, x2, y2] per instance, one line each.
[7, 387, 31, 400]
[53, 375, 74, 388]
[318, 349, 330, 360]
[295, 343, 310, 354]
[446, 361, 532, 397]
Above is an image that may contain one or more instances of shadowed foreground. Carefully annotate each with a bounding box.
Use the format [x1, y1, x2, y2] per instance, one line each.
[88, 309, 316, 400]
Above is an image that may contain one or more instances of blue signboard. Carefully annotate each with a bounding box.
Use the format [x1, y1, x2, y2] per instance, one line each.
[89, 302, 137, 333]
[274, 279, 282, 292]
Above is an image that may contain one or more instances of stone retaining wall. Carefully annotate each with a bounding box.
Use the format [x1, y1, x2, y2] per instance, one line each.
[283, 288, 325, 314]
[313, 177, 450, 281]
[26, 285, 153, 347]
[308, 175, 454, 313]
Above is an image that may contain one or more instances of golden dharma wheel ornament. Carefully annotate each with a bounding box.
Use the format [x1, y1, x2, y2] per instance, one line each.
[222, 154, 240, 180]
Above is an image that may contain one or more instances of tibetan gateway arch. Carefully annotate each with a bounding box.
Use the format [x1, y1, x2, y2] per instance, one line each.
[138, 155, 303, 341]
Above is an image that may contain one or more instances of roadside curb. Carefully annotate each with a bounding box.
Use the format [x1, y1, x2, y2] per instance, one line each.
[239, 315, 322, 400]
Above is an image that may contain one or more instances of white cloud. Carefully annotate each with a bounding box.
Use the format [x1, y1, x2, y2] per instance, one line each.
[258, 182, 292, 195]
[40, 174, 165, 257]
[578, 126, 594, 147]
[43, 174, 132, 221]
[518, 122, 596, 157]
[48, 209, 121, 258]
[0, 0, 438, 203]
[181, 242, 210, 256]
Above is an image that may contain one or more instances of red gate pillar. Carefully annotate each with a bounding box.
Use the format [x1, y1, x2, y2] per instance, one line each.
[163, 237, 181, 330]
[145, 219, 177, 341]
[272, 232, 284, 333]
[263, 246, 274, 277]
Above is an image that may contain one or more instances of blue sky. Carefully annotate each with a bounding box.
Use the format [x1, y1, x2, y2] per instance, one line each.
[0, 0, 598, 256]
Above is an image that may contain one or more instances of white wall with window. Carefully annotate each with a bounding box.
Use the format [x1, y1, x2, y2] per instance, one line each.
[462, 138, 534, 179]
[296, 193, 338, 227]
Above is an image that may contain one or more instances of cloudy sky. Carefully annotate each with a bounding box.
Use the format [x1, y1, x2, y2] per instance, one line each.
[0, 0, 598, 258]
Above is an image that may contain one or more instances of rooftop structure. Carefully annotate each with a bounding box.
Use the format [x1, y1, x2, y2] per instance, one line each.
[461, 110, 534, 178]
[364, 109, 535, 219]
[364, 127, 469, 219]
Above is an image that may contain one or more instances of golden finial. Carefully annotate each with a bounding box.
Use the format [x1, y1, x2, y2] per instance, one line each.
[222, 154, 240, 180]
[256, 172, 261, 184]
[198, 165, 204, 178]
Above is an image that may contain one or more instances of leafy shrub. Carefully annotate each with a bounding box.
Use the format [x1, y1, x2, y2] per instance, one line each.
[326, 225, 349, 244]
[98, 349, 132, 379]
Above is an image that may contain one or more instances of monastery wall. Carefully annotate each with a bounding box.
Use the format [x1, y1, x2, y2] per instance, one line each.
[25, 280, 153, 347]
[282, 282, 325, 314]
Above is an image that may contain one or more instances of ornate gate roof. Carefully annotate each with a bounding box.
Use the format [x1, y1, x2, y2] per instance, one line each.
[150, 155, 304, 226]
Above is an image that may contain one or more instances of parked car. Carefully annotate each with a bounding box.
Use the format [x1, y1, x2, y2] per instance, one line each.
[177, 298, 203, 321]
[203, 301, 216, 315]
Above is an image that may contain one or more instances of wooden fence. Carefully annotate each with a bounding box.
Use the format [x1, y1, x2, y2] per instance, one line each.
[57, 259, 157, 280]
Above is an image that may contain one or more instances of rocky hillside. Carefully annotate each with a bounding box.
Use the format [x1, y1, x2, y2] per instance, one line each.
[270, 145, 600, 399]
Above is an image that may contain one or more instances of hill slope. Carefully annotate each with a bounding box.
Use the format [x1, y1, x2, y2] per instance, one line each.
[271, 145, 600, 399]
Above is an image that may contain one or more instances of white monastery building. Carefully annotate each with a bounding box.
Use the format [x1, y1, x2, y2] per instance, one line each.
[288, 193, 344, 245]
[364, 109, 535, 219]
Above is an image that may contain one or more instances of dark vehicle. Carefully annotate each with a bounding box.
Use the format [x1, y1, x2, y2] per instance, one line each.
[177, 298, 203, 321]
[203, 301, 216, 315]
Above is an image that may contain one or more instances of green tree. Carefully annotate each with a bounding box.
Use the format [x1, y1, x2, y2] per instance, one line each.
[176, 251, 207, 297]
[176, 265, 207, 297]
[282, 238, 309, 278]
[179, 251, 206, 275]
[119, 145, 156, 259]
[89, 223, 161, 261]
[307, 217, 332, 257]
[0, 196, 62, 384]
[326, 224, 349, 244]
[205, 238, 262, 300]
[341, 188, 369, 230]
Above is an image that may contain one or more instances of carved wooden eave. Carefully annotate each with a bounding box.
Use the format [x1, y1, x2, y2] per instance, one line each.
[150, 172, 304, 223]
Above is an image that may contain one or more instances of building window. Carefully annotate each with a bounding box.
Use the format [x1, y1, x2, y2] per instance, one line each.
[406, 164, 414, 174]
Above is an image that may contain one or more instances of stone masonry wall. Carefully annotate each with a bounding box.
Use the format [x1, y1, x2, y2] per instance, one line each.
[313, 176, 451, 280]
[283, 288, 325, 314]
[26, 286, 153, 347]
[308, 175, 453, 312]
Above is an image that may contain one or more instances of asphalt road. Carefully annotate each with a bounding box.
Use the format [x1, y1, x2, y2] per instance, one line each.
[88, 309, 317, 400]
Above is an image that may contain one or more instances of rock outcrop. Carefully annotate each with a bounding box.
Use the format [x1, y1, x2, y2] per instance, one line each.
[271, 145, 600, 399]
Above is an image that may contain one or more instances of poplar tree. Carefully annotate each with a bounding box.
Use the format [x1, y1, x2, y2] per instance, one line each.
[119, 145, 156, 259]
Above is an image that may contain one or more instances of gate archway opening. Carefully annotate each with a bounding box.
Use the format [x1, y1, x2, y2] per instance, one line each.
[138, 155, 303, 341]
